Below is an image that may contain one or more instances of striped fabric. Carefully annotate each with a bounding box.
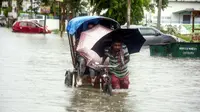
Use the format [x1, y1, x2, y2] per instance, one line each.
[105, 44, 129, 78]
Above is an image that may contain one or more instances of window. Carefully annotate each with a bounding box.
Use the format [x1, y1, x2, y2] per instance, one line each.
[36, 15, 44, 19]
[27, 22, 36, 28]
[35, 22, 43, 27]
[139, 28, 157, 35]
[19, 22, 27, 27]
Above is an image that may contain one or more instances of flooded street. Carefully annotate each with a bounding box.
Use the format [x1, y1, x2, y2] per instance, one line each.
[0, 27, 200, 112]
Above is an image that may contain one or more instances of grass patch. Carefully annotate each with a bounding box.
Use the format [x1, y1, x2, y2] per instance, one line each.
[183, 24, 200, 33]
[175, 34, 192, 42]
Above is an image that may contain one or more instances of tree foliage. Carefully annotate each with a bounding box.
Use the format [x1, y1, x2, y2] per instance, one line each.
[154, 0, 168, 10]
[17, 0, 23, 12]
[65, 0, 88, 17]
[90, 0, 154, 25]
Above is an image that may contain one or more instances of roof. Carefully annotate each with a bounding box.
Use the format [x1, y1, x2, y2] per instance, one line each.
[16, 20, 37, 22]
[173, 8, 195, 14]
[66, 16, 120, 35]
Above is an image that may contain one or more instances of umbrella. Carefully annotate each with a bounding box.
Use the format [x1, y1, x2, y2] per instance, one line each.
[91, 29, 146, 57]
[77, 24, 112, 51]
[76, 25, 112, 66]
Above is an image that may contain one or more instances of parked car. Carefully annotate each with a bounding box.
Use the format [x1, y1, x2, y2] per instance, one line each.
[121, 25, 178, 45]
[0, 15, 7, 27]
[12, 20, 51, 33]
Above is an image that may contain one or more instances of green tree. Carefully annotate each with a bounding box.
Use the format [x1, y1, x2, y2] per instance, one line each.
[41, 0, 54, 6]
[90, 0, 154, 25]
[17, 0, 23, 14]
[155, 0, 168, 10]
[65, 0, 88, 17]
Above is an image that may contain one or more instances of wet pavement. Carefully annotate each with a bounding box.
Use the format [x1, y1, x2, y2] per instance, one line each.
[0, 27, 200, 112]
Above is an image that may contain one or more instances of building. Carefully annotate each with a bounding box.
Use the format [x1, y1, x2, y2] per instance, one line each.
[22, 0, 39, 12]
[145, 0, 200, 25]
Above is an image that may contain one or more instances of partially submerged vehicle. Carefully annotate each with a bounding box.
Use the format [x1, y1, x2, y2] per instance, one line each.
[12, 20, 51, 33]
[65, 16, 120, 95]
[65, 16, 146, 95]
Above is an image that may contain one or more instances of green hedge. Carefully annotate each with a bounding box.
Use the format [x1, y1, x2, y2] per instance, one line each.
[183, 24, 200, 33]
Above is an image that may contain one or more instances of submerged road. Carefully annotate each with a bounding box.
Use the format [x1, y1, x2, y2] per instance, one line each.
[0, 27, 200, 112]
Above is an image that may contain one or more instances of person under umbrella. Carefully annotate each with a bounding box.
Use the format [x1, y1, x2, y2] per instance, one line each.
[92, 29, 145, 89]
[101, 38, 130, 89]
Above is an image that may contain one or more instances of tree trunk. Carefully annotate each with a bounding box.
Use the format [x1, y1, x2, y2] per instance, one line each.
[8, 0, 12, 7]
[127, 0, 131, 28]
[157, 0, 162, 30]
[52, 0, 56, 16]
[0, 0, 2, 9]
[59, 2, 61, 31]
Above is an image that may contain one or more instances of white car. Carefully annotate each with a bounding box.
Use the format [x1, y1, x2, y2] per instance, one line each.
[122, 25, 179, 45]
[0, 16, 7, 27]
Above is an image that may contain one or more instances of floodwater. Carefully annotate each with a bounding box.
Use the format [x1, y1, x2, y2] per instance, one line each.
[0, 27, 200, 112]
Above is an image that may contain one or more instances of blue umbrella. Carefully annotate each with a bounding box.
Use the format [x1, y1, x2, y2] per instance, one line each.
[91, 29, 146, 57]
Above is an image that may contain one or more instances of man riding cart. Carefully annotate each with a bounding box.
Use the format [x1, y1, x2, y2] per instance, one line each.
[65, 16, 146, 95]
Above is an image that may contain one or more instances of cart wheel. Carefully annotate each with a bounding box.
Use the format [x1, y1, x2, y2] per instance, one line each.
[107, 84, 112, 96]
[103, 83, 112, 96]
[64, 71, 73, 86]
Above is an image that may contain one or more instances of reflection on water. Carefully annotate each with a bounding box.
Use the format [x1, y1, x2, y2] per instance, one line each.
[0, 28, 200, 112]
[66, 87, 129, 112]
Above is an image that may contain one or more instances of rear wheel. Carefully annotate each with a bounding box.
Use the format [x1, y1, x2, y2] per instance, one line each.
[64, 71, 73, 86]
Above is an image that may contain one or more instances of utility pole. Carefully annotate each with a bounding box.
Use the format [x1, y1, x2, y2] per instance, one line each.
[30, 0, 33, 18]
[127, 0, 131, 28]
[59, 1, 61, 31]
[157, 0, 162, 30]
[60, 3, 64, 37]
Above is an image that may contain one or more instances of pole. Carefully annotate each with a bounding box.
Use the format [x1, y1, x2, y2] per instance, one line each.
[157, 0, 162, 30]
[59, 2, 61, 31]
[127, 0, 131, 28]
[30, 0, 33, 18]
[146, 14, 148, 25]
[192, 12, 194, 33]
[44, 14, 46, 34]
[60, 3, 63, 37]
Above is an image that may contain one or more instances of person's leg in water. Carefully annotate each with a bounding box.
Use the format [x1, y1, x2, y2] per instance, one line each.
[119, 75, 130, 89]
[89, 68, 96, 86]
[111, 74, 120, 89]
[77, 56, 86, 86]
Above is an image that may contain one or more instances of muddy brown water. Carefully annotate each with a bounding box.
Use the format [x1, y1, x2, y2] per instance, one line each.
[0, 28, 200, 112]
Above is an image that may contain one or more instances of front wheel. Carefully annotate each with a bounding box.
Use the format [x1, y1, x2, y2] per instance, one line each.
[102, 76, 112, 96]
[103, 83, 112, 96]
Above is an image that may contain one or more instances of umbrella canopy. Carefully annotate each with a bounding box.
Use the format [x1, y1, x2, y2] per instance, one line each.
[76, 25, 112, 67]
[91, 29, 146, 57]
[77, 24, 112, 51]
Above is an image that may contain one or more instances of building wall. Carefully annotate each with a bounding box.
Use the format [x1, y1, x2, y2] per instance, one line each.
[37, 19, 68, 30]
[145, 1, 200, 25]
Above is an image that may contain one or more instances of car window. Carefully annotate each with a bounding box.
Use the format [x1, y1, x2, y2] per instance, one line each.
[27, 22, 37, 28]
[36, 15, 43, 19]
[19, 22, 27, 27]
[35, 22, 43, 27]
[139, 28, 157, 35]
